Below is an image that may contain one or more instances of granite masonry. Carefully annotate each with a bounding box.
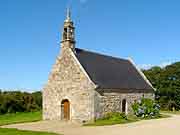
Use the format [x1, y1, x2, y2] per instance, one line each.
[43, 9, 155, 123]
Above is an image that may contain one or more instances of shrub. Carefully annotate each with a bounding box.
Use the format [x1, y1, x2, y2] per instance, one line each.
[132, 98, 160, 118]
[0, 91, 42, 114]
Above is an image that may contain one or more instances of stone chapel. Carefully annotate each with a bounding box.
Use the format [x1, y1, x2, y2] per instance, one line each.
[43, 9, 155, 123]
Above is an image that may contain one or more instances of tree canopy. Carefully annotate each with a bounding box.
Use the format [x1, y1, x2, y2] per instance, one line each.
[0, 91, 42, 114]
[143, 62, 180, 110]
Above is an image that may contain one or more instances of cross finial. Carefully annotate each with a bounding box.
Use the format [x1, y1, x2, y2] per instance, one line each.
[65, 7, 71, 22]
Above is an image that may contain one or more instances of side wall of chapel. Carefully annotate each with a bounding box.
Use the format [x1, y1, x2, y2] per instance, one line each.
[94, 90, 155, 119]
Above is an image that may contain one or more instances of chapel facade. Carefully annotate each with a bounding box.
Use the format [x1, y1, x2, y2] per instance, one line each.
[43, 9, 155, 123]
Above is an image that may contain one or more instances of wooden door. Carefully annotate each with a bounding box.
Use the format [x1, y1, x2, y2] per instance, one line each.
[63, 100, 70, 120]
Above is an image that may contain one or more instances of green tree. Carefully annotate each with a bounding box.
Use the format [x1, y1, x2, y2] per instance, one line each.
[143, 62, 180, 111]
[0, 91, 42, 114]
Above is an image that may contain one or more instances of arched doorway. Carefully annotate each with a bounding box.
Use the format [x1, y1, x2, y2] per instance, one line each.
[61, 99, 70, 120]
[122, 99, 126, 113]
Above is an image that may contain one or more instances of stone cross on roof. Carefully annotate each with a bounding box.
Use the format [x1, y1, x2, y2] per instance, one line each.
[65, 7, 71, 22]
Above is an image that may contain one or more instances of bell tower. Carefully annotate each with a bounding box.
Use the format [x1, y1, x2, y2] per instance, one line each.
[61, 8, 75, 54]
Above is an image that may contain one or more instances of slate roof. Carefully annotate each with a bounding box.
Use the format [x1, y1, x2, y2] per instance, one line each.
[75, 48, 154, 92]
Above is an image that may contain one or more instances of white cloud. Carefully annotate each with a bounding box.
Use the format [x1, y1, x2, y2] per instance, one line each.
[138, 64, 154, 70]
[159, 61, 172, 68]
[138, 61, 175, 70]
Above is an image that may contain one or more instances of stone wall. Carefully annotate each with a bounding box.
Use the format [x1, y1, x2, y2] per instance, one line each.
[43, 42, 155, 123]
[43, 47, 96, 123]
[94, 90, 154, 119]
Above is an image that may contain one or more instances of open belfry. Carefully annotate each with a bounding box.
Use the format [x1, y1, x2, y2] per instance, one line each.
[43, 9, 155, 123]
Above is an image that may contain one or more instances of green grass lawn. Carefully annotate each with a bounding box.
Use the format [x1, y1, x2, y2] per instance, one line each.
[0, 111, 62, 135]
[84, 114, 170, 126]
[0, 128, 59, 135]
[143, 113, 170, 120]
[161, 110, 180, 115]
[0, 111, 42, 126]
[84, 115, 140, 126]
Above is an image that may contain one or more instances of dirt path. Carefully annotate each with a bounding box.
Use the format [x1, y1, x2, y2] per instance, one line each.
[2, 114, 180, 135]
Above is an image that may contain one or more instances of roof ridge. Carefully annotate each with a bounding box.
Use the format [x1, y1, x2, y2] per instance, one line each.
[75, 48, 128, 62]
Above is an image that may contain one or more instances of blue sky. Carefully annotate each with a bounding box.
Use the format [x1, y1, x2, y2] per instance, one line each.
[0, 0, 180, 91]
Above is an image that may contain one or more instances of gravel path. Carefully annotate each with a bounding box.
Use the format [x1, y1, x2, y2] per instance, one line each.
[2, 114, 180, 135]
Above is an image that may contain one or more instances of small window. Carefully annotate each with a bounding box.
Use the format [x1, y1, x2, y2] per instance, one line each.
[122, 99, 126, 113]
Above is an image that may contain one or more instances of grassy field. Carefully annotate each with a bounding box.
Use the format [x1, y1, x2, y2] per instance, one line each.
[0, 128, 59, 135]
[84, 114, 170, 126]
[84, 115, 140, 126]
[0, 111, 42, 126]
[0, 111, 61, 135]
[161, 111, 180, 115]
